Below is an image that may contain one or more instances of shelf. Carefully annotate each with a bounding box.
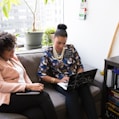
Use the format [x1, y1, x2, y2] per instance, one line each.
[102, 56, 119, 119]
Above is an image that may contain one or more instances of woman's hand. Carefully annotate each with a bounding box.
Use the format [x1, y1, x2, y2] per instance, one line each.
[60, 76, 69, 83]
[26, 83, 44, 91]
[77, 68, 84, 73]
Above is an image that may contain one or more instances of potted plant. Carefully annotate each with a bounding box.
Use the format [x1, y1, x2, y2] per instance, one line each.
[42, 27, 56, 46]
[23, 0, 43, 49]
[0, 0, 54, 49]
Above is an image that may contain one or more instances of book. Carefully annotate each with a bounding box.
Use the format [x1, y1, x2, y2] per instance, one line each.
[107, 106, 119, 116]
[16, 91, 40, 95]
[108, 95, 119, 107]
[106, 102, 119, 113]
[110, 90, 119, 99]
[106, 108, 119, 119]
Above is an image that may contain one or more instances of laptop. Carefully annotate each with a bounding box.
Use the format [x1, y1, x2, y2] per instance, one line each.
[67, 68, 97, 91]
[57, 69, 97, 91]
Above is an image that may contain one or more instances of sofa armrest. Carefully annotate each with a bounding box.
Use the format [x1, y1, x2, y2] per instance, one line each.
[83, 64, 104, 89]
[94, 70, 104, 89]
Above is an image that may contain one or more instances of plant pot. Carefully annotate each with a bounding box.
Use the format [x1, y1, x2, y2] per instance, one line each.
[50, 33, 54, 41]
[25, 31, 43, 50]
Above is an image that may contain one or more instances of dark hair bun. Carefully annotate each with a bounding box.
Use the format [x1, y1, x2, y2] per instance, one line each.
[57, 24, 67, 31]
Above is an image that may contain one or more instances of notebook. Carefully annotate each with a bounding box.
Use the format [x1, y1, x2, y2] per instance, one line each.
[57, 69, 97, 90]
[16, 91, 40, 95]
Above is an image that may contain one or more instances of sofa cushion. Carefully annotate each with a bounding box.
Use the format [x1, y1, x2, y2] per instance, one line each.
[45, 86, 66, 111]
[17, 52, 44, 83]
[0, 113, 27, 119]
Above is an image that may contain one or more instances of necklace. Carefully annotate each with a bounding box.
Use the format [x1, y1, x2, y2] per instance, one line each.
[53, 46, 65, 60]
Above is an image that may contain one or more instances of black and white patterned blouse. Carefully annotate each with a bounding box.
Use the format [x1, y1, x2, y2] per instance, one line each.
[38, 44, 83, 79]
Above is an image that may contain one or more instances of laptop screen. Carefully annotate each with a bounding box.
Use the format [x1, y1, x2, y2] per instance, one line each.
[67, 69, 97, 90]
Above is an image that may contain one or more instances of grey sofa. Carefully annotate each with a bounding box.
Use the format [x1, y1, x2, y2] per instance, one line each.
[0, 50, 104, 119]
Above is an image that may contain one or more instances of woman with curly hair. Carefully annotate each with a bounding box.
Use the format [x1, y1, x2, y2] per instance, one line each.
[0, 32, 57, 119]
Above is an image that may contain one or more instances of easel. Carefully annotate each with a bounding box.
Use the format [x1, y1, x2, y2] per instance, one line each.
[107, 22, 119, 59]
[101, 22, 119, 75]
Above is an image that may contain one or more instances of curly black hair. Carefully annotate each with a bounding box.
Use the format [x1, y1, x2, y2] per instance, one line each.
[0, 32, 16, 54]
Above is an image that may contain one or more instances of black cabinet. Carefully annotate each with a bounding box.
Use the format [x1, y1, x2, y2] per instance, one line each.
[102, 56, 119, 119]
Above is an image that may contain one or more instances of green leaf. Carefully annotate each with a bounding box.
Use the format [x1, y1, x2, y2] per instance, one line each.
[0, 0, 21, 18]
[3, 5, 9, 18]
[44, 0, 54, 4]
[44, 0, 48, 4]
[7, 0, 11, 11]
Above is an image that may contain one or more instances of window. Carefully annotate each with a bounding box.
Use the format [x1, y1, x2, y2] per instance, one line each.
[0, 0, 64, 35]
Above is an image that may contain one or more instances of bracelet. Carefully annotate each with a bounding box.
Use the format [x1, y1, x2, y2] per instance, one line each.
[51, 78, 56, 83]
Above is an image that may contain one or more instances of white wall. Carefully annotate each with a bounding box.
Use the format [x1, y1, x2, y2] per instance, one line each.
[63, 0, 119, 71]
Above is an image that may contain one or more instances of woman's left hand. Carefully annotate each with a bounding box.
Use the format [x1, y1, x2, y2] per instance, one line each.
[26, 83, 44, 91]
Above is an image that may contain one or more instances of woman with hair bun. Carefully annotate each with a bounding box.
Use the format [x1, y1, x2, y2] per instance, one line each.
[38, 24, 98, 119]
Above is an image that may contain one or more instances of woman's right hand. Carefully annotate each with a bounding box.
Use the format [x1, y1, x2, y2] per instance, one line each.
[26, 83, 44, 91]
